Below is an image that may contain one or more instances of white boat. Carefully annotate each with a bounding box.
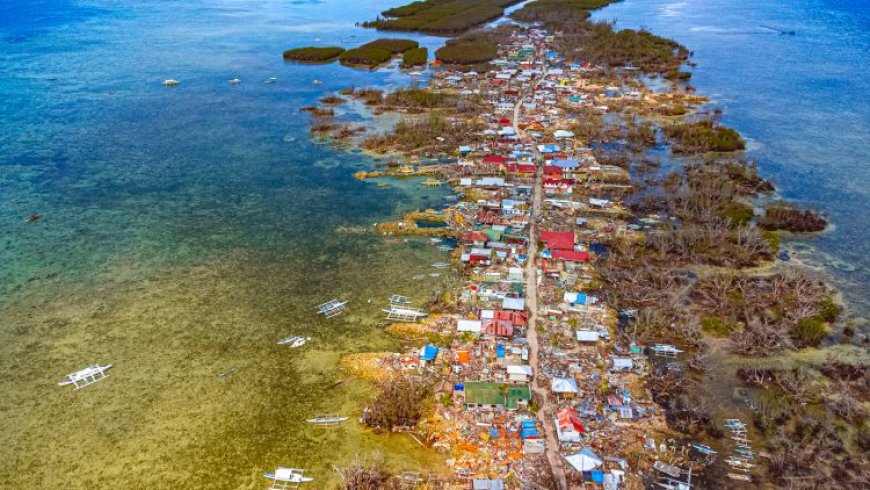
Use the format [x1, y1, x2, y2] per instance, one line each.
[58, 364, 112, 390]
[650, 344, 683, 356]
[408, 71, 423, 76]
[228, 78, 241, 84]
[264, 467, 313, 487]
[277, 336, 310, 348]
[163, 79, 179, 86]
[383, 306, 428, 322]
[312, 79, 323, 85]
[305, 414, 348, 425]
[431, 262, 449, 269]
[317, 299, 348, 318]
[265, 77, 277, 84]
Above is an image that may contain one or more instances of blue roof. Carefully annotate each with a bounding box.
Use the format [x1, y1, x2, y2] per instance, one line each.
[551, 158, 580, 168]
[420, 344, 439, 361]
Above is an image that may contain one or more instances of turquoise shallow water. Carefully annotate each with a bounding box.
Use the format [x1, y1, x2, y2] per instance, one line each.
[592, 0, 870, 319]
[0, 0, 458, 487]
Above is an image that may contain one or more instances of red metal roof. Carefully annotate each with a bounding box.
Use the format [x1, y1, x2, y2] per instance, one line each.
[540, 230, 575, 251]
[552, 249, 590, 262]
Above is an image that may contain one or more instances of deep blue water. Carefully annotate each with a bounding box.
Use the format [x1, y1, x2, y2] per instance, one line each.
[592, 0, 870, 319]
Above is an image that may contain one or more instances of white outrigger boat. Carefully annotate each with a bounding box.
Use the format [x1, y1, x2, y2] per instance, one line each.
[263, 467, 313, 489]
[317, 299, 348, 318]
[389, 294, 412, 306]
[277, 336, 310, 348]
[58, 364, 112, 390]
[650, 344, 684, 357]
[305, 414, 348, 426]
[383, 306, 428, 322]
[431, 262, 449, 269]
[228, 78, 241, 85]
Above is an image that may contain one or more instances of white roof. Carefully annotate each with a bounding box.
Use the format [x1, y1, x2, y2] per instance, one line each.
[576, 330, 599, 342]
[480, 309, 495, 319]
[502, 297, 526, 311]
[457, 319, 482, 333]
[565, 447, 603, 472]
[551, 377, 578, 393]
[506, 364, 533, 376]
[612, 357, 633, 369]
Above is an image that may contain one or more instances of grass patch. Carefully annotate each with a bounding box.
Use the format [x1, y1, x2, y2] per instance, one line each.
[700, 315, 739, 337]
[282, 46, 345, 62]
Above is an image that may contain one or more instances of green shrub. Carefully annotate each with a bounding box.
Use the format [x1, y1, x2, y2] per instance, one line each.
[793, 316, 830, 346]
[761, 230, 780, 253]
[282, 46, 345, 62]
[721, 202, 754, 227]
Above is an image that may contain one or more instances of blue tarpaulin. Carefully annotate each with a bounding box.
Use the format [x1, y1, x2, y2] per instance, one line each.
[496, 345, 506, 358]
[521, 428, 538, 440]
[420, 345, 438, 361]
[454, 383, 465, 392]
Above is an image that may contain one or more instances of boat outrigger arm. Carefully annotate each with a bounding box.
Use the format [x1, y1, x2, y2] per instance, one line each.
[58, 364, 112, 390]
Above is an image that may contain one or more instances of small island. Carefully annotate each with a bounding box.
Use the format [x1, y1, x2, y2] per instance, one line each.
[362, 0, 524, 36]
[401, 47, 428, 67]
[339, 38, 419, 68]
[282, 46, 345, 63]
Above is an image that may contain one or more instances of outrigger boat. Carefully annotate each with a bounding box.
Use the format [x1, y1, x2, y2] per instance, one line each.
[389, 294, 413, 306]
[163, 79, 179, 86]
[650, 344, 684, 357]
[690, 443, 717, 455]
[317, 299, 348, 318]
[383, 306, 428, 322]
[305, 414, 348, 426]
[277, 336, 310, 348]
[263, 468, 313, 489]
[431, 262, 449, 268]
[58, 364, 112, 390]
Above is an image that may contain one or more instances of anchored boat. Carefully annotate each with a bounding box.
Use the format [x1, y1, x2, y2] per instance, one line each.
[58, 364, 112, 390]
[305, 414, 348, 426]
[277, 336, 310, 348]
[263, 467, 313, 488]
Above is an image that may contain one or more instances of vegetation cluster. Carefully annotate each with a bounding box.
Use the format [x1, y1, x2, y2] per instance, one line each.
[664, 118, 746, 153]
[435, 34, 498, 65]
[361, 111, 484, 154]
[759, 200, 828, 232]
[360, 376, 433, 431]
[363, 0, 522, 36]
[512, 3, 689, 77]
